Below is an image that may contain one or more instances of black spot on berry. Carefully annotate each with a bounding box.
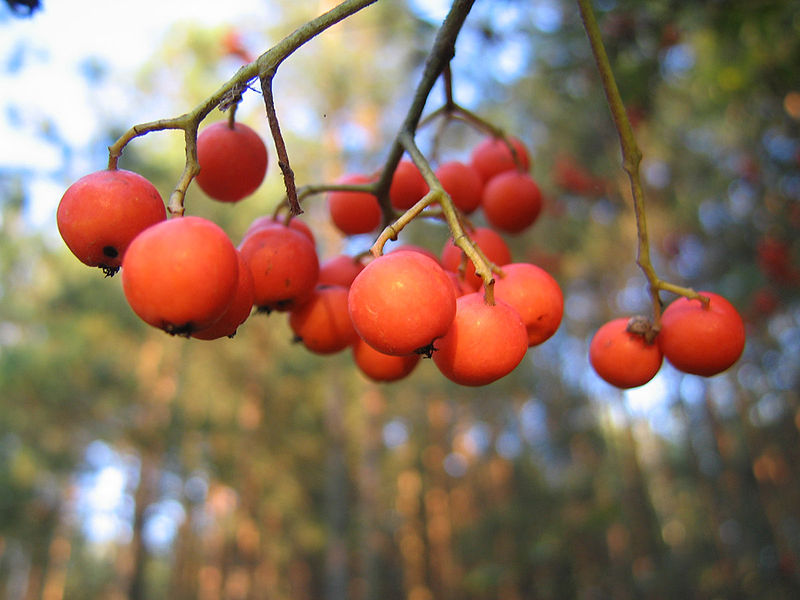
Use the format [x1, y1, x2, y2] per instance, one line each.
[103, 245, 119, 258]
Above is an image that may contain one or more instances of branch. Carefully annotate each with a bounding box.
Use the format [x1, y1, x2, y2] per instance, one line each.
[107, 0, 378, 215]
[577, 0, 706, 325]
[372, 0, 477, 224]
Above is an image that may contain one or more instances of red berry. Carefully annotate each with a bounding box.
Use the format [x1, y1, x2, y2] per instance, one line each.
[589, 318, 663, 388]
[390, 159, 428, 210]
[195, 121, 268, 203]
[481, 171, 543, 234]
[348, 250, 456, 356]
[388, 243, 441, 265]
[352, 337, 420, 382]
[57, 169, 166, 275]
[658, 292, 745, 376]
[239, 225, 319, 312]
[435, 161, 483, 214]
[289, 285, 358, 354]
[441, 227, 512, 290]
[242, 215, 314, 245]
[318, 254, 365, 288]
[433, 292, 528, 386]
[469, 135, 530, 183]
[191, 250, 255, 340]
[327, 174, 381, 235]
[121, 216, 239, 335]
[493, 263, 563, 346]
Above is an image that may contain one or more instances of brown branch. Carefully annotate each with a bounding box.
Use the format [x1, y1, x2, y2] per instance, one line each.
[106, 0, 379, 215]
[577, 0, 706, 323]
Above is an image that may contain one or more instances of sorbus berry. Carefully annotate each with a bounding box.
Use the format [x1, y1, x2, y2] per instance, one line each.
[239, 224, 319, 312]
[327, 174, 381, 235]
[493, 262, 563, 346]
[481, 171, 543, 234]
[191, 250, 255, 340]
[348, 250, 456, 356]
[289, 285, 358, 354]
[121, 216, 239, 335]
[658, 291, 745, 376]
[352, 337, 420, 382]
[318, 254, 365, 288]
[433, 292, 528, 386]
[390, 159, 428, 210]
[589, 318, 663, 388]
[435, 160, 483, 214]
[469, 135, 530, 183]
[441, 227, 512, 290]
[57, 169, 166, 275]
[195, 121, 268, 203]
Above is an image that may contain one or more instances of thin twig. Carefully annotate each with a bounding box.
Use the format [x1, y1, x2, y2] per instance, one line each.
[577, 0, 706, 323]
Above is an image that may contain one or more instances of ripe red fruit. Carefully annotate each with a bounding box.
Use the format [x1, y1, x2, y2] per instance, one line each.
[348, 250, 456, 356]
[469, 135, 530, 183]
[493, 263, 563, 346]
[352, 337, 420, 382]
[327, 174, 381, 235]
[121, 216, 239, 335]
[318, 254, 365, 288]
[238, 225, 319, 312]
[57, 169, 166, 275]
[589, 318, 663, 388]
[242, 215, 314, 245]
[552, 154, 606, 196]
[658, 291, 745, 376]
[191, 250, 255, 340]
[433, 293, 528, 386]
[441, 227, 512, 290]
[388, 243, 440, 265]
[481, 171, 543, 234]
[435, 161, 483, 214]
[289, 285, 358, 354]
[195, 121, 268, 203]
[390, 159, 428, 210]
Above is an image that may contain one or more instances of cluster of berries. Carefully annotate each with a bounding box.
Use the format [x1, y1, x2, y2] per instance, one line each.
[56, 124, 564, 386]
[327, 135, 542, 236]
[589, 291, 746, 388]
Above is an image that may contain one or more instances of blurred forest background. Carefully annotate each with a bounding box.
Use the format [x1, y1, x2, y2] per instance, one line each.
[2, 0, 800, 598]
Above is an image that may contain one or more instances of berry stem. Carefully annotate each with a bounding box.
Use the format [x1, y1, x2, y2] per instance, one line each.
[260, 69, 300, 215]
[577, 0, 706, 323]
[371, 0, 477, 228]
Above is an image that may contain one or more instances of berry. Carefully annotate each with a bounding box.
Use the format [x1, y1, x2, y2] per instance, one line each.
[57, 169, 166, 275]
[589, 318, 663, 388]
[469, 135, 530, 183]
[348, 250, 456, 356]
[493, 263, 563, 346]
[435, 160, 483, 214]
[242, 215, 315, 245]
[390, 159, 428, 210]
[441, 227, 512, 290]
[481, 171, 543, 234]
[318, 254, 365, 288]
[327, 174, 381, 235]
[191, 250, 255, 340]
[658, 291, 745, 376]
[121, 216, 239, 335]
[239, 224, 319, 312]
[352, 337, 420, 382]
[433, 292, 528, 386]
[195, 121, 268, 203]
[289, 285, 358, 354]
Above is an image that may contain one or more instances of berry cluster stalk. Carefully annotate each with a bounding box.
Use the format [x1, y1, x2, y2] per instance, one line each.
[577, 0, 706, 330]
